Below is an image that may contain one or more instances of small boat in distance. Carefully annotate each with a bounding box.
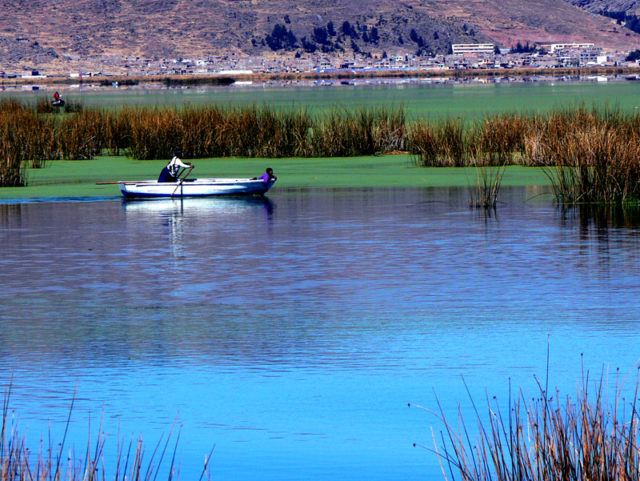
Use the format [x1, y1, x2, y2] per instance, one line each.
[98, 177, 276, 198]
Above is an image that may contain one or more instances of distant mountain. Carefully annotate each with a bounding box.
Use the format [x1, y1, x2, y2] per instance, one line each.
[1, 0, 639, 73]
[567, 0, 640, 39]
[567, 0, 640, 15]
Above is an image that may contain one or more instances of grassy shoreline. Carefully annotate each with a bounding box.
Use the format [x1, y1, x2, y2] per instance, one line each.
[0, 154, 551, 200]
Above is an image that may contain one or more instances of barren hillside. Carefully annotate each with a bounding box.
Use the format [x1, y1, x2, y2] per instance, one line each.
[1, 0, 638, 73]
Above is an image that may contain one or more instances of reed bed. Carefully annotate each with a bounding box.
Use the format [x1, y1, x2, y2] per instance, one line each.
[0, 101, 407, 183]
[0, 104, 56, 184]
[409, 107, 640, 204]
[1, 100, 640, 203]
[417, 364, 640, 481]
[524, 108, 640, 203]
[407, 117, 466, 167]
[0, 385, 214, 481]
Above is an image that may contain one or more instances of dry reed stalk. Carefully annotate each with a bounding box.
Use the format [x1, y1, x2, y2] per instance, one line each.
[57, 110, 106, 160]
[128, 108, 182, 160]
[408, 122, 440, 166]
[472, 114, 529, 165]
[0, 384, 214, 481]
[418, 361, 640, 481]
[409, 117, 468, 166]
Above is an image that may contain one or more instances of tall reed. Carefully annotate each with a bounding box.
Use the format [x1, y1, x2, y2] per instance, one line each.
[57, 110, 106, 160]
[408, 117, 467, 166]
[0, 103, 56, 184]
[0, 384, 214, 481]
[3, 99, 640, 204]
[472, 113, 528, 165]
[526, 108, 640, 203]
[417, 364, 640, 481]
[127, 108, 182, 160]
[467, 164, 507, 208]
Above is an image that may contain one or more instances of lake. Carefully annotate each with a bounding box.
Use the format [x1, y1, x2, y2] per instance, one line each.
[1, 187, 639, 480]
[3, 76, 640, 119]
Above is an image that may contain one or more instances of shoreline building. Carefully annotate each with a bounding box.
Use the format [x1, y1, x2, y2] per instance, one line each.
[451, 43, 495, 55]
[536, 42, 595, 53]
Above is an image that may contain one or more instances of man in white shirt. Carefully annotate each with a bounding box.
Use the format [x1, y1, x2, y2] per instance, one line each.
[158, 149, 193, 182]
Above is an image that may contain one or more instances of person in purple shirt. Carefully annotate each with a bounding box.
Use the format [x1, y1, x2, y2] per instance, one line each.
[255, 167, 277, 184]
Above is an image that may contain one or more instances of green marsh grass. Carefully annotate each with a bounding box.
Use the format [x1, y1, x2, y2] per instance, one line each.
[467, 162, 507, 209]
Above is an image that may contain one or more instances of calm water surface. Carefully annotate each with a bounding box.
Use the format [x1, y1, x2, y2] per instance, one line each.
[1, 188, 640, 480]
[4, 78, 640, 119]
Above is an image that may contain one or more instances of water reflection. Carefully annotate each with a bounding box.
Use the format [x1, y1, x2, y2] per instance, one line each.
[122, 196, 274, 258]
[121, 195, 274, 216]
[574, 204, 640, 230]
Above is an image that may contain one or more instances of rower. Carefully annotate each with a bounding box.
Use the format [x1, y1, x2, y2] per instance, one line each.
[52, 91, 65, 107]
[158, 149, 193, 183]
[254, 167, 277, 184]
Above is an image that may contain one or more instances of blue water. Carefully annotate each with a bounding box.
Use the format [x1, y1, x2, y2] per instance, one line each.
[1, 188, 640, 480]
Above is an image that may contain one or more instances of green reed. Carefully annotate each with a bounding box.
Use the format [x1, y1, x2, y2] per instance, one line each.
[414, 362, 640, 481]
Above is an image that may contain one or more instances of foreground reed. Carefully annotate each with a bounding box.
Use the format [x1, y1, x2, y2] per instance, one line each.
[0, 385, 214, 481]
[414, 363, 640, 481]
[468, 164, 507, 208]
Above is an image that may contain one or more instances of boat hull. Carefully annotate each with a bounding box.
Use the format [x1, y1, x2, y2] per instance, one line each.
[119, 178, 275, 198]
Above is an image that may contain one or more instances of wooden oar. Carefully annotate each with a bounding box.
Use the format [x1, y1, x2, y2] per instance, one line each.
[171, 166, 194, 197]
[96, 181, 154, 185]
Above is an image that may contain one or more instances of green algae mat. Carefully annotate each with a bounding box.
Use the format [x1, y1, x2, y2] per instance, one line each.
[0, 155, 550, 200]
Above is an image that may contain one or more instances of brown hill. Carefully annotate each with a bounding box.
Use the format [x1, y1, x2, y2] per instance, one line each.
[0, 0, 638, 73]
[568, 0, 640, 15]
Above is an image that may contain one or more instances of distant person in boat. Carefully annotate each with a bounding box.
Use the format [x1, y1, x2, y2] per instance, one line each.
[253, 167, 277, 184]
[52, 91, 64, 107]
[158, 149, 193, 183]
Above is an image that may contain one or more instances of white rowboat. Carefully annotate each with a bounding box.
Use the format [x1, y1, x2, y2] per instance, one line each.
[116, 178, 276, 198]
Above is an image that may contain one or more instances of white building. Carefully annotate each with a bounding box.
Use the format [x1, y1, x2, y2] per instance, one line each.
[540, 43, 595, 53]
[451, 44, 495, 55]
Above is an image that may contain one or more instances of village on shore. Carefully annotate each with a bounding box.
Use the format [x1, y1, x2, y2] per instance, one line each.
[2, 41, 640, 83]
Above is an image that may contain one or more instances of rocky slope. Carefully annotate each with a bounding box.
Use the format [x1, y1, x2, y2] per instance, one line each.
[1, 0, 638, 73]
